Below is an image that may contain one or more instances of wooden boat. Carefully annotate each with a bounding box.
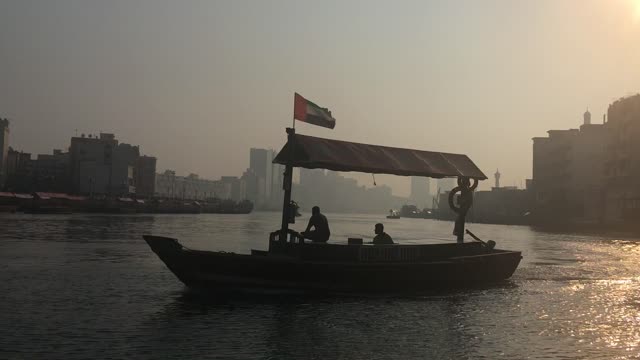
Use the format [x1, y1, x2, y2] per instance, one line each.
[145, 233, 520, 293]
[144, 128, 522, 293]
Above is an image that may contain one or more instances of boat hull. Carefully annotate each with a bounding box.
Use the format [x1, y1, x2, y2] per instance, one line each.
[144, 235, 521, 294]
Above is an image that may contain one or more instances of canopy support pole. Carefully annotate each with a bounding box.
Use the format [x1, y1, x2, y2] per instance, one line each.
[280, 128, 295, 238]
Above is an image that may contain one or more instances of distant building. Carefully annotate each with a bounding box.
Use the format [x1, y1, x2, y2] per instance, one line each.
[270, 157, 285, 205]
[221, 176, 243, 201]
[155, 171, 230, 200]
[300, 168, 325, 187]
[135, 156, 157, 197]
[410, 176, 431, 209]
[437, 178, 456, 193]
[5, 147, 31, 180]
[294, 169, 407, 213]
[249, 148, 270, 205]
[531, 109, 607, 224]
[248, 148, 283, 206]
[0, 118, 9, 187]
[69, 133, 151, 196]
[4, 147, 32, 191]
[70, 133, 118, 195]
[155, 170, 177, 198]
[246, 148, 284, 208]
[241, 168, 260, 204]
[31, 150, 71, 193]
[603, 94, 640, 222]
[111, 142, 139, 195]
[471, 186, 530, 225]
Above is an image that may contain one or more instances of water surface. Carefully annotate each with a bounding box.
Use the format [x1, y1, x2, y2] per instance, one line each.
[2, 212, 640, 359]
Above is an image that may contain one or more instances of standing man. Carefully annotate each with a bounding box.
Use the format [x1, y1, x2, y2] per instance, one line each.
[451, 177, 476, 243]
[302, 206, 330, 243]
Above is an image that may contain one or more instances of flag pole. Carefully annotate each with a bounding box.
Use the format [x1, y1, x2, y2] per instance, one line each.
[292, 93, 296, 129]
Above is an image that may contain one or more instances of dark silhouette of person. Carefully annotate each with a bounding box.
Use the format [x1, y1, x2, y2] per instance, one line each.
[372, 223, 394, 245]
[302, 206, 330, 243]
[452, 177, 475, 243]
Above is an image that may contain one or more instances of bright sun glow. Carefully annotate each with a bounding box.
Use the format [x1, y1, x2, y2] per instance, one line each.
[635, 0, 640, 20]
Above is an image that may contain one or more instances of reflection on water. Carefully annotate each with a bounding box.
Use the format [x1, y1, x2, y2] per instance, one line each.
[2, 212, 640, 359]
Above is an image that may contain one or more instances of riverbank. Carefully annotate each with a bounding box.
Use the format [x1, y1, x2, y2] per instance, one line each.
[0, 192, 253, 214]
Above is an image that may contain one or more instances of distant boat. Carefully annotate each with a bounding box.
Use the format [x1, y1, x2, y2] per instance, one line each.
[399, 204, 428, 218]
[386, 209, 400, 219]
[144, 127, 521, 294]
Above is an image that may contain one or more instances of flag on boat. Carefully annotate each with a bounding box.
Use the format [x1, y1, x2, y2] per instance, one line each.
[294, 93, 336, 129]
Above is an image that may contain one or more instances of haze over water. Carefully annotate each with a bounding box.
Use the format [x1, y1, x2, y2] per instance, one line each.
[3, 212, 640, 359]
[2, 0, 640, 194]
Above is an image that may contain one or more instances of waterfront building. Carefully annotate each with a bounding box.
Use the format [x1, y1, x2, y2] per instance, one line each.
[410, 176, 431, 209]
[155, 171, 230, 200]
[437, 178, 456, 193]
[221, 176, 243, 201]
[270, 158, 285, 206]
[70, 133, 118, 195]
[4, 147, 32, 191]
[603, 94, 640, 222]
[294, 169, 406, 213]
[4, 148, 71, 193]
[249, 148, 270, 205]
[32, 150, 71, 193]
[241, 168, 260, 204]
[135, 156, 157, 198]
[111, 142, 139, 195]
[471, 186, 531, 225]
[5, 147, 32, 180]
[248, 148, 283, 207]
[0, 118, 9, 187]
[531, 110, 607, 224]
[69, 133, 151, 196]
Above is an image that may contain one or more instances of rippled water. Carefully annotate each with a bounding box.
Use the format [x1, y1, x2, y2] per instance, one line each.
[2, 212, 640, 359]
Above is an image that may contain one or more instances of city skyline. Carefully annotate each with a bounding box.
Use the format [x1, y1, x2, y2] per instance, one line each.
[0, 106, 629, 198]
[2, 120, 465, 198]
[2, 1, 640, 196]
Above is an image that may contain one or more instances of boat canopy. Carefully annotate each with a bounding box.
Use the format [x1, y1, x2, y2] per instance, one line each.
[273, 133, 487, 180]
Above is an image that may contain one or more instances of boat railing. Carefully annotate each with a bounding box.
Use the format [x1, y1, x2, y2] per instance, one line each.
[267, 231, 491, 262]
[358, 246, 422, 262]
[269, 230, 304, 244]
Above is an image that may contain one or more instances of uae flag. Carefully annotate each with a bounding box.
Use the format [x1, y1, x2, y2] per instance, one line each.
[294, 93, 336, 129]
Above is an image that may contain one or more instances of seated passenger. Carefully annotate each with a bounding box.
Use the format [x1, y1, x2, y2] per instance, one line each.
[301, 206, 330, 243]
[372, 223, 394, 245]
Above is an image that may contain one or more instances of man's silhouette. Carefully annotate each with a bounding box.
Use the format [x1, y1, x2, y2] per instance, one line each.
[302, 206, 330, 243]
[372, 223, 394, 245]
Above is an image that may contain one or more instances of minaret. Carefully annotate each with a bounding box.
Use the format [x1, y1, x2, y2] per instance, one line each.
[583, 108, 591, 125]
[494, 169, 501, 189]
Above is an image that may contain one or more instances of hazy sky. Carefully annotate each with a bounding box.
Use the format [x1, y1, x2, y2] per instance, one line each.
[1, 0, 639, 195]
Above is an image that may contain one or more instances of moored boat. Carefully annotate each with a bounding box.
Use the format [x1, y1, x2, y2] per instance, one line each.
[144, 127, 522, 294]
